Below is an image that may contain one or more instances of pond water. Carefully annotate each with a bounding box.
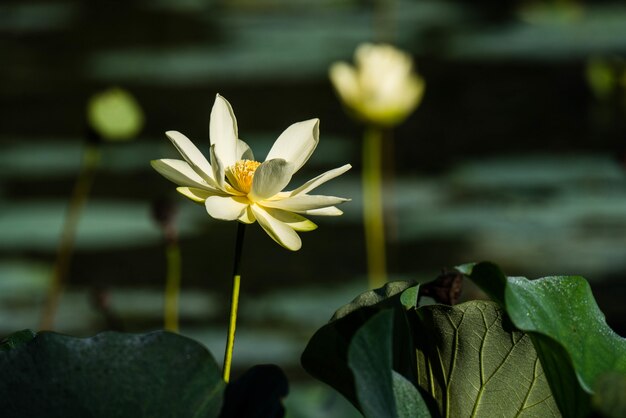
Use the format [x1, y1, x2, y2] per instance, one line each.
[2, 0, 626, 416]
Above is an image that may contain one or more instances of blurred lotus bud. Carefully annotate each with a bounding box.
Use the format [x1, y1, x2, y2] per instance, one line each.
[329, 43, 425, 127]
[87, 87, 144, 141]
[586, 57, 620, 101]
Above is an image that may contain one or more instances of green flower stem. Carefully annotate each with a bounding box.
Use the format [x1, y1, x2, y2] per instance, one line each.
[223, 222, 246, 383]
[363, 126, 387, 289]
[374, 0, 395, 43]
[40, 144, 101, 330]
[164, 239, 182, 332]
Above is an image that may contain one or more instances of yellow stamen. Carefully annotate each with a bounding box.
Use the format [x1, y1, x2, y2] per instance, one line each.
[226, 160, 261, 194]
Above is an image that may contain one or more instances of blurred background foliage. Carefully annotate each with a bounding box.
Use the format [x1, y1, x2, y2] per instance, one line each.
[1, 0, 626, 416]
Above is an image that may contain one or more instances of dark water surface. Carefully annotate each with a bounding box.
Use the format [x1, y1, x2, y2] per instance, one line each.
[2, 1, 626, 416]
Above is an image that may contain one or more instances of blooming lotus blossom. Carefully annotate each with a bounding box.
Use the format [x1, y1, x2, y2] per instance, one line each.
[151, 95, 351, 251]
[329, 43, 425, 127]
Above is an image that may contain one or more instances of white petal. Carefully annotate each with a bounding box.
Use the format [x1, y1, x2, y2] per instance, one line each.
[289, 164, 352, 196]
[177, 186, 227, 203]
[251, 204, 302, 251]
[329, 62, 360, 105]
[257, 206, 317, 231]
[209, 94, 238, 168]
[261, 194, 349, 212]
[151, 159, 210, 189]
[204, 196, 248, 221]
[165, 131, 214, 184]
[210, 144, 226, 190]
[238, 206, 256, 224]
[249, 158, 294, 202]
[236, 139, 254, 161]
[300, 206, 344, 216]
[265, 119, 319, 173]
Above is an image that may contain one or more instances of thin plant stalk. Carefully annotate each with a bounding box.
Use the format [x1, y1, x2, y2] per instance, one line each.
[223, 222, 246, 383]
[374, 0, 395, 43]
[40, 143, 101, 330]
[164, 239, 182, 332]
[362, 126, 387, 289]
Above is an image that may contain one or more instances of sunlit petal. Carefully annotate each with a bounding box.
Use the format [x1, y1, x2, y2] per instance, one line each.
[209, 94, 238, 168]
[204, 196, 248, 221]
[151, 159, 211, 189]
[210, 144, 226, 190]
[165, 131, 214, 183]
[250, 159, 294, 202]
[300, 206, 344, 216]
[289, 164, 352, 196]
[238, 206, 256, 224]
[265, 119, 319, 173]
[261, 194, 349, 212]
[258, 206, 317, 231]
[177, 186, 228, 203]
[236, 139, 254, 161]
[251, 204, 302, 251]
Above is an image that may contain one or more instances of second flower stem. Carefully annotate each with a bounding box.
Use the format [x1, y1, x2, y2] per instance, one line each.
[223, 222, 246, 383]
[363, 126, 387, 289]
[164, 238, 182, 332]
[40, 143, 101, 330]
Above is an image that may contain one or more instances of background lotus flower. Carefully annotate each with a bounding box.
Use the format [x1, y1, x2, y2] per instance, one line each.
[330, 43, 425, 127]
[152, 94, 351, 251]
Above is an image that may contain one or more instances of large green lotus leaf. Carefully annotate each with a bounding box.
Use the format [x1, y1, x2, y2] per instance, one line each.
[460, 262, 626, 417]
[348, 309, 431, 418]
[414, 300, 559, 417]
[301, 281, 418, 409]
[0, 330, 225, 418]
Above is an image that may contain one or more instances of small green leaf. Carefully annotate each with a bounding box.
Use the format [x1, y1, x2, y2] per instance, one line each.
[349, 310, 398, 418]
[0, 330, 225, 418]
[456, 262, 507, 305]
[392, 371, 431, 418]
[301, 281, 416, 408]
[348, 310, 431, 418]
[414, 301, 559, 417]
[333, 281, 418, 320]
[0, 329, 36, 351]
[400, 284, 420, 309]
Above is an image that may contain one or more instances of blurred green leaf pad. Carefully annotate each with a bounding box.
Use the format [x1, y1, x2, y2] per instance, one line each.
[0, 330, 225, 418]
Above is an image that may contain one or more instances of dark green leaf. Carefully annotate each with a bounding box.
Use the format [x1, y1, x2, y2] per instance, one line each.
[0, 330, 225, 418]
[0, 329, 36, 351]
[301, 281, 416, 408]
[219, 364, 288, 418]
[392, 371, 431, 418]
[348, 309, 431, 418]
[349, 310, 398, 418]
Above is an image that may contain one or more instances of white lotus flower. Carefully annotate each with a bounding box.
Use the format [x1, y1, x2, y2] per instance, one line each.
[330, 43, 425, 127]
[151, 95, 351, 251]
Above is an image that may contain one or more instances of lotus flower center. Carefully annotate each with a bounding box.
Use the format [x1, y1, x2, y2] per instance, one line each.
[226, 159, 261, 193]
